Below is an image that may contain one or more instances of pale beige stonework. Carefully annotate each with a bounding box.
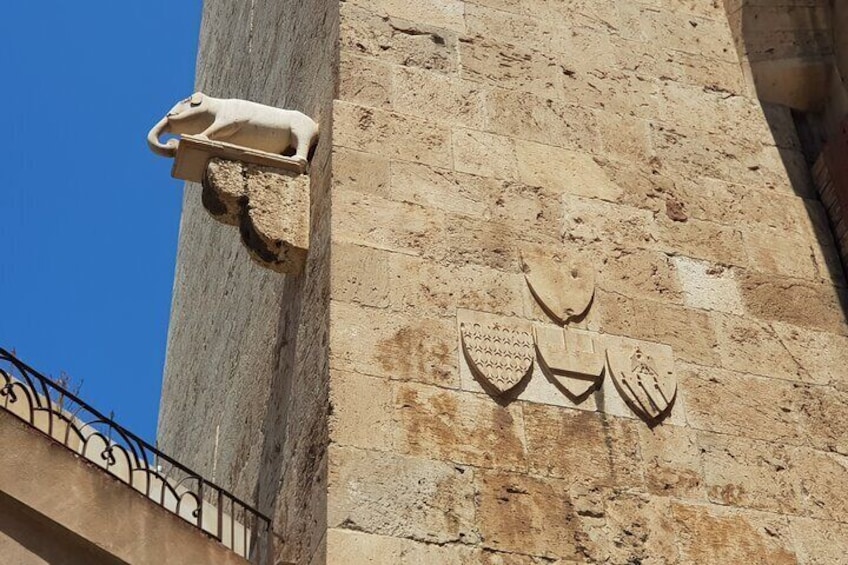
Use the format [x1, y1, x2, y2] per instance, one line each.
[156, 0, 848, 564]
[203, 158, 311, 274]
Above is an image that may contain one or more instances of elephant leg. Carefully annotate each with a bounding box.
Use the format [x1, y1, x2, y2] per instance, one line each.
[200, 120, 243, 141]
[291, 131, 311, 164]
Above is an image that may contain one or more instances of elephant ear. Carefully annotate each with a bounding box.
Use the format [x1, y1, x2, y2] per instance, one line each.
[190, 92, 204, 106]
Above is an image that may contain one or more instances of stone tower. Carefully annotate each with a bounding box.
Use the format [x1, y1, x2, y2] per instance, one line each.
[158, 1, 848, 563]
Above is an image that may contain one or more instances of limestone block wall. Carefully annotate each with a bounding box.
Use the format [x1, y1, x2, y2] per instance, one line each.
[326, 0, 848, 563]
[157, 1, 337, 563]
[726, 0, 833, 64]
[157, 1, 848, 564]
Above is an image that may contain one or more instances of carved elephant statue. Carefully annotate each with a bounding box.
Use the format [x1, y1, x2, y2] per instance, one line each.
[147, 92, 319, 164]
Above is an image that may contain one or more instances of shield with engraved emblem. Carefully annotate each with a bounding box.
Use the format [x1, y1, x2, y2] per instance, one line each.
[606, 344, 677, 423]
[460, 322, 534, 395]
[522, 252, 595, 325]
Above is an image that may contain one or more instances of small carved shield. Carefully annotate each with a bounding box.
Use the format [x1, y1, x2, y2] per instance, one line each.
[606, 345, 677, 423]
[523, 253, 595, 325]
[534, 326, 604, 399]
[460, 322, 534, 395]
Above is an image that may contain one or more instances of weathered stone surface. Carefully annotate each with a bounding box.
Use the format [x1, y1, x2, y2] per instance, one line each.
[673, 257, 744, 314]
[487, 88, 600, 151]
[329, 371, 398, 452]
[737, 273, 848, 335]
[514, 141, 623, 201]
[346, 0, 466, 34]
[650, 125, 814, 197]
[638, 423, 706, 500]
[396, 383, 527, 471]
[672, 503, 798, 565]
[330, 301, 458, 388]
[387, 161, 563, 240]
[562, 196, 657, 249]
[475, 470, 583, 559]
[338, 52, 393, 109]
[334, 101, 452, 168]
[641, 9, 738, 62]
[523, 404, 644, 489]
[328, 446, 479, 545]
[331, 243, 390, 309]
[385, 252, 526, 319]
[673, 176, 809, 234]
[699, 432, 803, 515]
[392, 66, 488, 129]
[595, 110, 655, 163]
[340, 6, 459, 73]
[600, 494, 683, 564]
[388, 161, 488, 217]
[799, 385, 848, 456]
[791, 518, 848, 565]
[613, 35, 746, 94]
[333, 148, 390, 198]
[459, 36, 561, 97]
[202, 159, 311, 274]
[326, 529, 477, 564]
[679, 364, 805, 445]
[712, 313, 809, 382]
[596, 291, 720, 366]
[793, 449, 848, 522]
[464, 3, 567, 55]
[742, 229, 820, 281]
[334, 188, 559, 271]
[452, 128, 519, 181]
[593, 248, 685, 304]
[656, 215, 748, 267]
[771, 321, 848, 389]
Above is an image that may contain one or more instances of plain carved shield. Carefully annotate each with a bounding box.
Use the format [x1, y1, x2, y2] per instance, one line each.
[523, 253, 595, 325]
[534, 326, 604, 398]
[606, 345, 677, 423]
[460, 322, 534, 395]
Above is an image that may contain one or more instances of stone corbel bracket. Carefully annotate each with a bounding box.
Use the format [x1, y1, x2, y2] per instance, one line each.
[199, 153, 310, 275]
[160, 136, 311, 275]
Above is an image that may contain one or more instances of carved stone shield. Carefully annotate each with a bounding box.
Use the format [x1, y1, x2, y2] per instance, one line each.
[460, 322, 534, 395]
[534, 326, 604, 398]
[523, 252, 595, 325]
[606, 345, 677, 423]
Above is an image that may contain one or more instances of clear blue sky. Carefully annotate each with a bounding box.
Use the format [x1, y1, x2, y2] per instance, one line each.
[0, 3, 203, 443]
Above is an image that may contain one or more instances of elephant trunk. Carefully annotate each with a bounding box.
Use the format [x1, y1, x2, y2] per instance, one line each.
[147, 116, 178, 158]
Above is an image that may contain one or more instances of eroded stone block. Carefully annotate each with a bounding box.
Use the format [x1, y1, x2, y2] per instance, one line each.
[203, 158, 310, 274]
[328, 446, 479, 545]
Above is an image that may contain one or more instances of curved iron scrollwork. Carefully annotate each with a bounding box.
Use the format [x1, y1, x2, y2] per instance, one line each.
[0, 348, 272, 563]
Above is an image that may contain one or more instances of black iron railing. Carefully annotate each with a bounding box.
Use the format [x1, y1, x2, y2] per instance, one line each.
[0, 348, 271, 563]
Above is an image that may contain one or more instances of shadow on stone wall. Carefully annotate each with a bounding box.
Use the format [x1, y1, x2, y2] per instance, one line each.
[725, 0, 848, 320]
